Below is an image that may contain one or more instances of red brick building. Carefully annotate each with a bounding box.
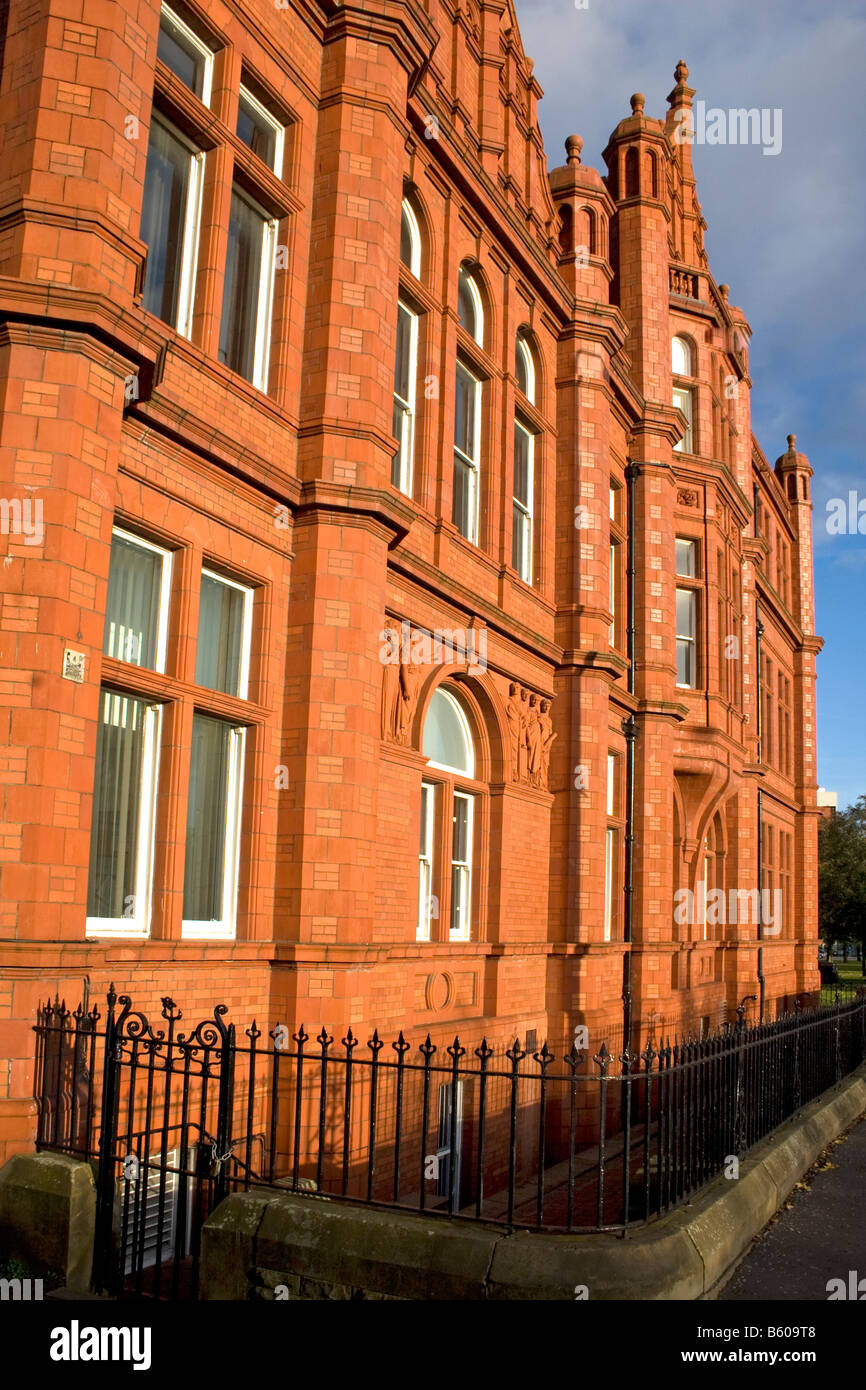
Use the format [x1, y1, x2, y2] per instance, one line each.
[0, 0, 821, 1160]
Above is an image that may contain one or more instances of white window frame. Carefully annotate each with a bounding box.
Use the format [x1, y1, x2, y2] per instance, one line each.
[86, 696, 163, 940]
[449, 789, 473, 942]
[458, 267, 484, 346]
[401, 198, 422, 278]
[675, 537, 697, 578]
[698, 851, 712, 941]
[198, 567, 254, 700]
[673, 386, 693, 453]
[604, 827, 615, 943]
[604, 753, 616, 943]
[145, 113, 204, 341]
[609, 540, 617, 646]
[107, 527, 173, 674]
[454, 361, 482, 545]
[232, 187, 277, 394]
[516, 335, 535, 404]
[512, 419, 534, 584]
[417, 781, 435, 942]
[423, 688, 475, 778]
[392, 300, 418, 496]
[159, 3, 214, 107]
[237, 83, 285, 176]
[671, 335, 692, 376]
[182, 722, 246, 941]
[676, 586, 697, 688]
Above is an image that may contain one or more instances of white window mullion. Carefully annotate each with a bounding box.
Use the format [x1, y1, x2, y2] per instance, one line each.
[177, 148, 204, 340]
[182, 724, 246, 941]
[470, 375, 481, 543]
[86, 699, 162, 939]
[133, 704, 162, 936]
[604, 826, 614, 942]
[253, 217, 277, 392]
[221, 726, 246, 938]
[449, 791, 473, 941]
[417, 781, 434, 941]
[393, 301, 418, 496]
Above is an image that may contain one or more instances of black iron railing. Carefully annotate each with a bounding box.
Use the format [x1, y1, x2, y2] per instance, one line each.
[33, 990, 866, 1297]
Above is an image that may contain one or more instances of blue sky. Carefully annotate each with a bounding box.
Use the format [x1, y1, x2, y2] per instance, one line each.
[516, 0, 866, 810]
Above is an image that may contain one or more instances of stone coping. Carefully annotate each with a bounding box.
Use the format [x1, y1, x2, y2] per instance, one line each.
[200, 1063, 866, 1300]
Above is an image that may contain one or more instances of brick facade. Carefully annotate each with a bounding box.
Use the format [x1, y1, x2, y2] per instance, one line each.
[0, 2, 821, 1158]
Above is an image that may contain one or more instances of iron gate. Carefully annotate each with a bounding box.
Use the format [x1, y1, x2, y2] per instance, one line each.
[36, 988, 245, 1298]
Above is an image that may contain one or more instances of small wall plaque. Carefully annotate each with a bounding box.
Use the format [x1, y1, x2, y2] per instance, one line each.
[62, 649, 85, 683]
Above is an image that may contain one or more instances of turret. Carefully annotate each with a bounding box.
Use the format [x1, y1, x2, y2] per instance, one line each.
[548, 135, 614, 302]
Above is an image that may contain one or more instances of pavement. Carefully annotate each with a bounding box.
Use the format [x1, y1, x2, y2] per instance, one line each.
[718, 1114, 866, 1300]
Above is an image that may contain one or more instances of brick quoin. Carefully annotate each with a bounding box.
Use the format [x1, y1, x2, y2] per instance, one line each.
[0, 5, 821, 1157]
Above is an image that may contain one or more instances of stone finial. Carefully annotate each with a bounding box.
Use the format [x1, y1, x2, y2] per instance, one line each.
[787, 434, 797, 451]
[719, 283, 729, 302]
[565, 134, 583, 166]
[630, 93, 645, 115]
[675, 60, 689, 84]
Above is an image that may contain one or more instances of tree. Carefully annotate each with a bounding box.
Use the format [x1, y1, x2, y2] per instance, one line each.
[818, 796, 866, 962]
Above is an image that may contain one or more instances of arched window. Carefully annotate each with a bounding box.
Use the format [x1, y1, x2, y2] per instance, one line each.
[419, 688, 478, 942]
[513, 335, 536, 586]
[672, 336, 694, 453]
[625, 147, 639, 198]
[515, 334, 535, 404]
[698, 814, 726, 942]
[558, 204, 573, 256]
[672, 336, 692, 376]
[393, 198, 422, 496]
[647, 150, 658, 199]
[457, 264, 484, 346]
[400, 197, 421, 278]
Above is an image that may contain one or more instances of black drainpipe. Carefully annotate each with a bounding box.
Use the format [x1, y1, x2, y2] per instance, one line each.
[621, 461, 640, 1052]
[756, 598, 765, 1022]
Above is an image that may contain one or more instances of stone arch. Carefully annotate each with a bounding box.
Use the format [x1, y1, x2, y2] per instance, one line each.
[411, 664, 508, 786]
